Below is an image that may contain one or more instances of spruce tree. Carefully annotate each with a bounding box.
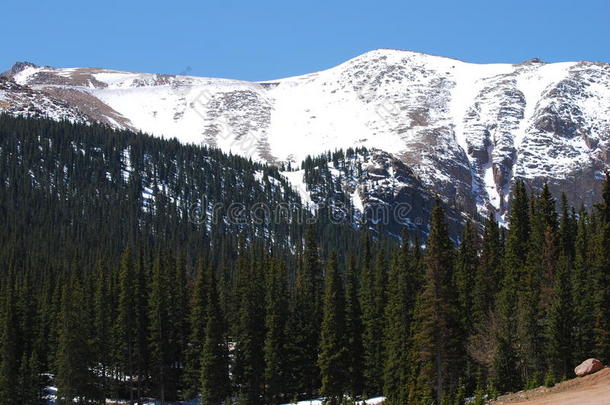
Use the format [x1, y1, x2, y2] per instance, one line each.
[200, 268, 230, 405]
[491, 181, 530, 392]
[491, 335, 521, 393]
[361, 249, 387, 396]
[17, 350, 41, 404]
[185, 259, 210, 399]
[472, 212, 500, 329]
[318, 253, 348, 405]
[0, 286, 19, 403]
[134, 246, 149, 403]
[559, 194, 576, 262]
[285, 228, 321, 399]
[55, 278, 97, 404]
[93, 260, 113, 401]
[263, 258, 288, 405]
[593, 172, 610, 363]
[169, 251, 189, 396]
[233, 251, 265, 405]
[116, 248, 137, 404]
[409, 202, 462, 404]
[148, 253, 171, 405]
[454, 220, 478, 336]
[572, 208, 594, 361]
[344, 255, 364, 399]
[546, 255, 573, 378]
[383, 239, 413, 405]
[506, 179, 531, 270]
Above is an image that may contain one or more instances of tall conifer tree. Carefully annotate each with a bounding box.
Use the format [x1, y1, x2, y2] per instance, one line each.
[318, 253, 348, 405]
[264, 259, 288, 405]
[593, 173, 610, 362]
[344, 255, 364, 399]
[200, 268, 230, 405]
[409, 202, 462, 404]
[383, 236, 413, 405]
[185, 259, 209, 399]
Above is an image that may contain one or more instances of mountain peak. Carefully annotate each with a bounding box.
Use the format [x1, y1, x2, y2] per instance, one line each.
[521, 57, 545, 65]
[0, 53, 608, 223]
[3, 61, 39, 77]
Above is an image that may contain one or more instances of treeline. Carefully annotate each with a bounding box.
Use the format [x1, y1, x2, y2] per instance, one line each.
[0, 115, 610, 404]
[0, 114, 371, 275]
[0, 176, 609, 404]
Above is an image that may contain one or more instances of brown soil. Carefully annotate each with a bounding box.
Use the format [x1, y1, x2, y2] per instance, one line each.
[490, 367, 610, 405]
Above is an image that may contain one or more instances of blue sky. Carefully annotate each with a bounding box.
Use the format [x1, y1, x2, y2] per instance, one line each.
[3, 0, 609, 81]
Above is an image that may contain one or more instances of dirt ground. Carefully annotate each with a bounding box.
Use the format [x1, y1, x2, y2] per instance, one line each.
[490, 367, 610, 405]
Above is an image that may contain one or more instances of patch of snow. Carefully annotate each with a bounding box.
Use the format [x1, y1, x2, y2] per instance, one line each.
[351, 188, 364, 212]
[513, 62, 575, 149]
[12, 65, 43, 85]
[281, 396, 385, 405]
[281, 169, 313, 208]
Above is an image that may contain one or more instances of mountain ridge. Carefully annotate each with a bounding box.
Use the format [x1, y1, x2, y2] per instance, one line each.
[1, 49, 609, 222]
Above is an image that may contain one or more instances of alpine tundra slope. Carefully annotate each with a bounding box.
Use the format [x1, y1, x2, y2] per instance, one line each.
[2, 49, 609, 223]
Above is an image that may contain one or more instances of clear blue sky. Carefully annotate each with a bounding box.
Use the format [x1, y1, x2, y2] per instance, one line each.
[3, 0, 609, 81]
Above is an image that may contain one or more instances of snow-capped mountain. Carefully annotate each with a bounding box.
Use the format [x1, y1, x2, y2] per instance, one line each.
[2, 49, 609, 221]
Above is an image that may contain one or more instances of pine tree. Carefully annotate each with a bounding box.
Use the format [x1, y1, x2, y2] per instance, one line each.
[344, 255, 364, 399]
[285, 228, 321, 399]
[383, 237, 413, 405]
[506, 180, 531, 271]
[133, 246, 149, 403]
[318, 253, 348, 405]
[93, 260, 113, 401]
[233, 251, 265, 404]
[491, 181, 530, 392]
[263, 258, 288, 405]
[55, 278, 97, 404]
[361, 249, 387, 397]
[472, 212, 500, 329]
[491, 335, 521, 393]
[593, 172, 610, 363]
[185, 259, 210, 399]
[116, 248, 137, 404]
[200, 268, 230, 405]
[454, 220, 478, 336]
[168, 251, 188, 396]
[572, 208, 594, 361]
[559, 194, 576, 262]
[409, 202, 462, 404]
[0, 286, 20, 403]
[539, 202, 560, 319]
[546, 255, 573, 378]
[515, 183, 546, 383]
[17, 350, 42, 404]
[148, 253, 171, 405]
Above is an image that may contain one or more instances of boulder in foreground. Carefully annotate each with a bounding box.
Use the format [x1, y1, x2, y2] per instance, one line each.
[574, 358, 604, 377]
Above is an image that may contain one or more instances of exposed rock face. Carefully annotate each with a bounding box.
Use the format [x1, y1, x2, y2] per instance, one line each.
[1, 49, 609, 224]
[0, 76, 88, 122]
[349, 150, 467, 238]
[574, 358, 604, 377]
[297, 149, 468, 239]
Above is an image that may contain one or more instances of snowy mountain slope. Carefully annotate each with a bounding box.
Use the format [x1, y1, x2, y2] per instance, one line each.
[2, 49, 609, 220]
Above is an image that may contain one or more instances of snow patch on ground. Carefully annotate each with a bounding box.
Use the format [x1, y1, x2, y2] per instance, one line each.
[281, 396, 385, 405]
[281, 169, 313, 208]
